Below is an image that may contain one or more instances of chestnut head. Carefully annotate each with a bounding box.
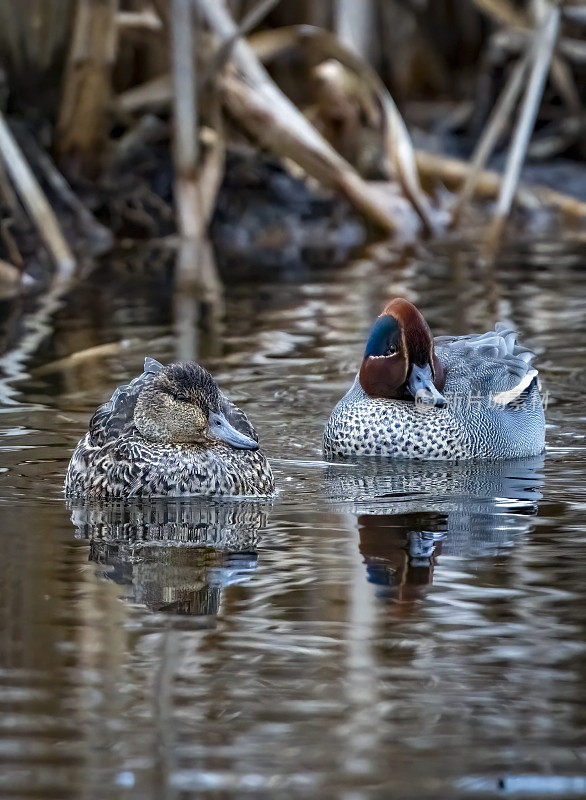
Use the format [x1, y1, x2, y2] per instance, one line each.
[359, 298, 446, 406]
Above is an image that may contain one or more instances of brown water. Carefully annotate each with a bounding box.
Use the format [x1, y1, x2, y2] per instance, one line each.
[1, 234, 586, 799]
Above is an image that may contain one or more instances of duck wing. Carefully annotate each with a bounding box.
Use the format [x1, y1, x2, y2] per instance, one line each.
[89, 357, 164, 446]
[435, 323, 539, 404]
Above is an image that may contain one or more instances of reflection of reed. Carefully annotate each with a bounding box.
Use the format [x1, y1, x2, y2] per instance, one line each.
[173, 237, 224, 363]
[69, 498, 270, 616]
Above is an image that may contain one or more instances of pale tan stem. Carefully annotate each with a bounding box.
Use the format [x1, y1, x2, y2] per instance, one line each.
[171, 0, 198, 175]
[117, 9, 163, 33]
[452, 48, 531, 225]
[57, 0, 119, 175]
[198, 0, 397, 234]
[488, 4, 560, 243]
[202, 0, 284, 87]
[334, 0, 375, 60]
[171, 0, 227, 240]
[416, 149, 586, 219]
[247, 25, 436, 233]
[170, 0, 202, 238]
[115, 74, 173, 114]
[0, 112, 75, 276]
[472, 0, 526, 28]
[221, 70, 397, 233]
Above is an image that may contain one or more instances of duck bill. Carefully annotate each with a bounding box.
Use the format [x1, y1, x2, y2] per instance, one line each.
[407, 364, 446, 407]
[208, 411, 259, 450]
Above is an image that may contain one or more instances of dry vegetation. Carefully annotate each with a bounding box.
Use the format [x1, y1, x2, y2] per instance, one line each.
[1, 0, 586, 287]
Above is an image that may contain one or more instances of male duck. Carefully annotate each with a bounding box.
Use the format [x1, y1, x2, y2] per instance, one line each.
[324, 299, 545, 460]
[66, 358, 274, 497]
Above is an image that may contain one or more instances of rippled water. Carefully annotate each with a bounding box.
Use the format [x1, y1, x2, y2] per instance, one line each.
[1, 234, 586, 798]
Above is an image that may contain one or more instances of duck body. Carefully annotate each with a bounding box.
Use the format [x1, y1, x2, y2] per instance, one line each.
[67, 433, 274, 497]
[324, 300, 545, 460]
[66, 358, 274, 498]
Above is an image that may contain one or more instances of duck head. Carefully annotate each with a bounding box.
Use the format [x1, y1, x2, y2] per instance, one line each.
[134, 362, 258, 449]
[359, 298, 447, 406]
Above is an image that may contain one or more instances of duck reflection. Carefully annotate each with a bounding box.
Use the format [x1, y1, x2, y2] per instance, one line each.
[358, 514, 444, 602]
[68, 499, 270, 616]
[327, 456, 544, 605]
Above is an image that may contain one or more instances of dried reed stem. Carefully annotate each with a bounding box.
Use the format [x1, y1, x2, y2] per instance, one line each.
[248, 25, 436, 233]
[57, 0, 119, 175]
[0, 112, 75, 275]
[452, 48, 531, 225]
[171, 0, 200, 238]
[202, 0, 284, 87]
[416, 149, 586, 218]
[14, 123, 112, 253]
[334, 0, 375, 61]
[198, 2, 398, 233]
[488, 3, 560, 244]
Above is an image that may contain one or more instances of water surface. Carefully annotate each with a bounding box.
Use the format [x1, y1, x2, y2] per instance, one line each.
[1, 235, 586, 798]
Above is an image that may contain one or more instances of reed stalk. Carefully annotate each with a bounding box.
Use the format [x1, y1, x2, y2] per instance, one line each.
[57, 0, 119, 175]
[198, 1, 400, 233]
[452, 48, 531, 225]
[0, 112, 75, 275]
[171, 0, 200, 238]
[487, 3, 560, 244]
[248, 25, 437, 233]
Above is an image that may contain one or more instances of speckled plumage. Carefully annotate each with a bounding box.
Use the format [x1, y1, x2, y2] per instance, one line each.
[324, 323, 546, 460]
[66, 358, 274, 498]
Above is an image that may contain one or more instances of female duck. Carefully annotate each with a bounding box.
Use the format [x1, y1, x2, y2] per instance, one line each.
[66, 358, 274, 497]
[324, 299, 545, 460]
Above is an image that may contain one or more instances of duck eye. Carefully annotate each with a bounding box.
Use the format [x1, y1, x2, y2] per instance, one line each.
[386, 344, 397, 355]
